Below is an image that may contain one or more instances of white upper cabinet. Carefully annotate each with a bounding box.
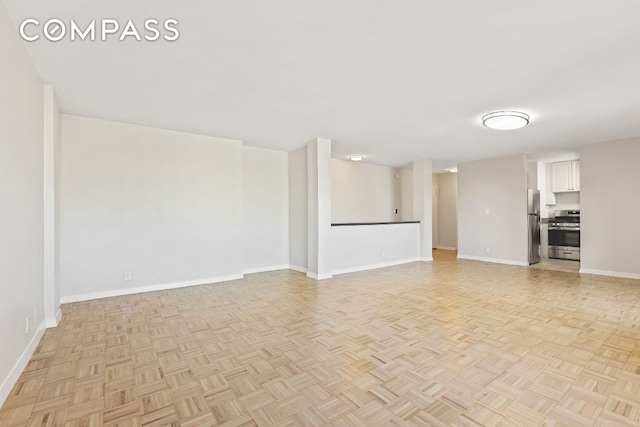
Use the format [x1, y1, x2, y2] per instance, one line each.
[552, 160, 580, 192]
[573, 161, 580, 191]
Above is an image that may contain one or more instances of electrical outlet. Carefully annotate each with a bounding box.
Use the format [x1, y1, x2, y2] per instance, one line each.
[26, 315, 30, 335]
[485, 208, 490, 215]
[485, 247, 491, 254]
[124, 270, 132, 281]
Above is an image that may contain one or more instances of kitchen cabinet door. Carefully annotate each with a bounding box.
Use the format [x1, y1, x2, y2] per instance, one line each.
[552, 160, 580, 192]
[552, 161, 572, 192]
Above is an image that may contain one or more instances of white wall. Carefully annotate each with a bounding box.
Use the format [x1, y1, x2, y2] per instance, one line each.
[59, 115, 244, 300]
[535, 162, 553, 217]
[457, 154, 528, 265]
[0, 2, 45, 403]
[527, 161, 538, 189]
[288, 146, 307, 271]
[580, 138, 640, 279]
[543, 163, 557, 216]
[331, 159, 402, 223]
[43, 85, 61, 327]
[331, 224, 420, 274]
[400, 168, 413, 221]
[306, 138, 332, 279]
[393, 167, 402, 221]
[242, 147, 289, 273]
[437, 172, 458, 250]
[553, 192, 580, 213]
[432, 174, 439, 248]
[413, 159, 433, 261]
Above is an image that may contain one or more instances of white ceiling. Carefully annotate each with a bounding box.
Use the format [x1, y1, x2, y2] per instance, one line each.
[4, 0, 640, 171]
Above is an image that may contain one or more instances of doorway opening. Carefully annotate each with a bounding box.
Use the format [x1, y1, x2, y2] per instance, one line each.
[432, 172, 458, 256]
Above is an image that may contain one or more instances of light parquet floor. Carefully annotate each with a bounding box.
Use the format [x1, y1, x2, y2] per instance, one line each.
[2, 250, 640, 426]
[529, 258, 580, 274]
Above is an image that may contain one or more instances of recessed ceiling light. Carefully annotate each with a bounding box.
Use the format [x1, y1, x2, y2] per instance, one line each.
[482, 111, 530, 130]
[348, 154, 364, 162]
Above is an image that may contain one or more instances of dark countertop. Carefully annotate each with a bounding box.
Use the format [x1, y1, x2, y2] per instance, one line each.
[331, 221, 420, 227]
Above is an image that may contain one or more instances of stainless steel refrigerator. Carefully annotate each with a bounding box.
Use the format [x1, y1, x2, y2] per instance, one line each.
[528, 189, 541, 264]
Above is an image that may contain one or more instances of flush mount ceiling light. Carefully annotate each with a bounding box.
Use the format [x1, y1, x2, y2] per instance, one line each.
[446, 167, 458, 173]
[482, 111, 530, 130]
[348, 154, 364, 161]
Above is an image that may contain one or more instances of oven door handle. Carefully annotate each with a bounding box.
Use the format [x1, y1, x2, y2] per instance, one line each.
[549, 227, 580, 231]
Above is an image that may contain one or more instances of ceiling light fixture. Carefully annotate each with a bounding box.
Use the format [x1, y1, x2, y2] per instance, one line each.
[482, 111, 530, 130]
[446, 167, 458, 173]
[348, 154, 364, 162]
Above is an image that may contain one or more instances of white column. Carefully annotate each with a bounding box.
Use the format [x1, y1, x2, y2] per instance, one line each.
[413, 158, 433, 261]
[306, 138, 333, 279]
[43, 84, 60, 327]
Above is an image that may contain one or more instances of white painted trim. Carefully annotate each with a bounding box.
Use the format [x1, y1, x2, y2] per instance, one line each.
[306, 272, 333, 280]
[579, 268, 640, 281]
[45, 308, 62, 328]
[332, 257, 421, 275]
[457, 254, 529, 267]
[288, 265, 308, 273]
[0, 320, 46, 406]
[43, 84, 59, 325]
[436, 246, 457, 251]
[60, 274, 244, 303]
[242, 265, 289, 275]
[419, 257, 434, 262]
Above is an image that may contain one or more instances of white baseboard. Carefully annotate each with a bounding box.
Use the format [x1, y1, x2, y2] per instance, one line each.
[419, 257, 434, 262]
[579, 268, 640, 280]
[60, 274, 244, 303]
[436, 246, 457, 251]
[332, 257, 421, 275]
[306, 272, 333, 280]
[0, 320, 46, 406]
[242, 264, 289, 275]
[245, 264, 310, 274]
[44, 308, 62, 328]
[457, 254, 529, 267]
[288, 265, 308, 274]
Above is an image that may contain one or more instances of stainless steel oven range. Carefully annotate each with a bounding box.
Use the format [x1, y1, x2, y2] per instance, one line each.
[548, 210, 580, 261]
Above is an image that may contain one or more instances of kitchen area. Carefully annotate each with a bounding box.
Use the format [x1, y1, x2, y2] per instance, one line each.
[528, 157, 581, 271]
